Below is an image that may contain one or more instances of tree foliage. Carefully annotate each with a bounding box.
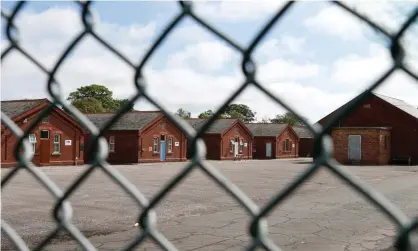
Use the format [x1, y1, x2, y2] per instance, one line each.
[198, 109, 226, 119]
[175, 108, 191, 119]
[270, 112, 307, 126]
[197, 104, 256, 122]
[223, 104, 256, 123]
[198, 109, 215, 119]
[68, 84, 133, 113]
[71, 97, 105, 114]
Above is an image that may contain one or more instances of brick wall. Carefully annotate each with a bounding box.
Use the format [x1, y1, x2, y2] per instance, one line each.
[276, 127, 298, 158]
[319, 95, 418, 165]
[2, 108, 84, 168]
[220, 122, 252, 160]
[252, 136, 276, 159]
[331, 128, 391, 165]
[379, 130, 391, 165]
[298, 138, 313, 157]
[139, 117, 187, 163]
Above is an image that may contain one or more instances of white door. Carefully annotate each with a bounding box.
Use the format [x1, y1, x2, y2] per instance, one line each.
[348, 135, 361, 161]
[266, 142, 272, 158]
[234, 142, 239, 156]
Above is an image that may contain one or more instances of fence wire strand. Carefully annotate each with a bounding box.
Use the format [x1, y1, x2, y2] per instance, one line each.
[1, 1, 418, 250]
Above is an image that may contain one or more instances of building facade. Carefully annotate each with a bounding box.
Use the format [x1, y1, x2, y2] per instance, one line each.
[84, 111, 187, 164]
[245, 123, 299, 159]
[317, 92, 418, 165]
[1, 99, 85, 167]
[186, 118, 253, 160]
[292, 125, 314, 157]
[331, 127, 391, 165]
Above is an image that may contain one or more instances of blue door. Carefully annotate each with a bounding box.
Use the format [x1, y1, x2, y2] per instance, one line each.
[160, 141, 166, 161]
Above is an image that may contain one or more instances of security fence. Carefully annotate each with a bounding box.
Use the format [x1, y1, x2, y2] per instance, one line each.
[1, 1, 417, 251]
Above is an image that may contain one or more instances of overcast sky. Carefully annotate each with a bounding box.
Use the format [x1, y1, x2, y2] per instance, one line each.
[1, 1, 417, 123]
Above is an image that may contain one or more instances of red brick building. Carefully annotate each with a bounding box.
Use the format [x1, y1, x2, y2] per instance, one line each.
[317, 92, 418, 165]
[331, 127, 391, 165]
[1, 99, 85, 167]
[292, 126, 314, 157]
[245, 123, 299, 159]
[186, 118, 253, 160]
[84, 111, 187, 164]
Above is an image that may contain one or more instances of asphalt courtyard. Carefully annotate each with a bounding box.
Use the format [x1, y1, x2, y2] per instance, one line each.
[1, 159, 417, 251]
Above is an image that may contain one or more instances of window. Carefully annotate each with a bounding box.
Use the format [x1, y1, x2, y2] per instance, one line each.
[109, 136, 115, 152]
[153, 137, 159, 153]
[40, 130, 49, 139]
[53, 134, 61, 153]
[229, 140, 234, 153]
[283, 139, 291, 152]
[161, 134, 165, 141]
[239, 138, 244, 153]
[363, 104, 371, 108]
[168, 137, 173, 153]
[28, 133, 36, 153]
[162, 123, 166, 130]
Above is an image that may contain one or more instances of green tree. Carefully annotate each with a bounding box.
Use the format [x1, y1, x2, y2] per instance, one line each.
[270, 112, 307, 126]
[223, 104, 256, 123]
[68, 84, 133, 113]
[175, 108, 191, 119]
[198, 109, 227, 119]
[198, 109, 214, 119]
[71, 97, 106, 113]
[114, 98, 134, 111]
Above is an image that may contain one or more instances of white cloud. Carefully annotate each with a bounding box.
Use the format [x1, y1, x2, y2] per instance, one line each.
[257, 35, 307, 60]
[330, 43, 418, 107]
[167, 41, 235, 72]
[193, 0, 286, 22]
[304, 0, 418, 55]
[258, 59, 321, 82]
[331, 43, 389, 86]
[304, 6, 363, 41]
[280, 35, 306, 55]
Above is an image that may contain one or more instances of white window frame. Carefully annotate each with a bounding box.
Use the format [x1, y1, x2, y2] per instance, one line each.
[28, 133, 37, 153]
[153, 137, 159, 153]
[229, 140, 234, 153]
[53, 134, 61, 153]
[239, 138, 244, 153]
[109, 136, 115, 152]
[168, 137, 173, 153]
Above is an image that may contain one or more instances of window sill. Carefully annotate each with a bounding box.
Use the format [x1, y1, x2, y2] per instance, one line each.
[51, 152, 61, 156]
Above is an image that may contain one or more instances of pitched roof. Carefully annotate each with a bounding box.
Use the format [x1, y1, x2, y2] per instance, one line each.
[374, 93, 418, 119]
[244, 123, 288, 137]
[317, 92, 418, 125]
[292, 125, 314, 138]
[85, 111, 162, 131]
[1, 99, 47, 119]
[185, 118, 237, 134]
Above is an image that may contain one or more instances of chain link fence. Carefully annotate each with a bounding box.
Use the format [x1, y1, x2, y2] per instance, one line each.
[1, 1, 417, 250]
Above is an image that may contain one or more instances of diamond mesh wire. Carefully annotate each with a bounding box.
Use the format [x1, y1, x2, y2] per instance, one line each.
[1, 1, 418, 250]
